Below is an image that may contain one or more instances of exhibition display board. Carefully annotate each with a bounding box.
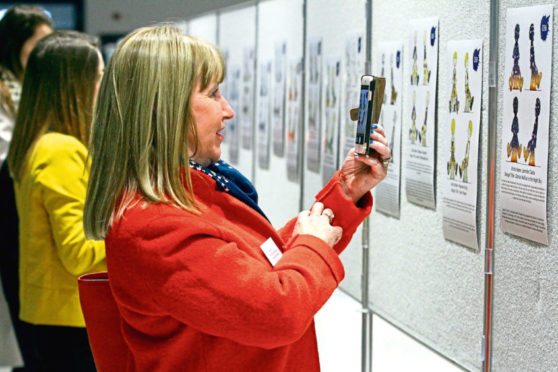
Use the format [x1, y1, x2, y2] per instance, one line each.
[187, 0, 557, 370]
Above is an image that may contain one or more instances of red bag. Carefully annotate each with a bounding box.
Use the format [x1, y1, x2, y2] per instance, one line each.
[78, 272, 128, 372]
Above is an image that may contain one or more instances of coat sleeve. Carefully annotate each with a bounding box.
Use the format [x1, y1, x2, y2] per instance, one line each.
[109, 215, 344, 350]
[277, 170, 372, 254]
[38, 139, 106, 276]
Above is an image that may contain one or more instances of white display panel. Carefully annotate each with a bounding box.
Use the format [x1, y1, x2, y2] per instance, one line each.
[188, 14, 217, 43]
[219, 6, 256, 181]
[254, 0, 303, 228]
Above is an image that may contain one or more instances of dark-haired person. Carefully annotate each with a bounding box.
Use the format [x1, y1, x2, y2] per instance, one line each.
[8, 30, 105, 372]
[0, 4, 52, 370]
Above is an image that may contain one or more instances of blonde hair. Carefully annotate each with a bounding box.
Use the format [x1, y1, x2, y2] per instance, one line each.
[8, 30, 100, 182]
[84, 25, 225, 240]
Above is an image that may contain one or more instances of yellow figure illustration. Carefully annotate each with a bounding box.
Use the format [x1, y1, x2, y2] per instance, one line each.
[409, 91, 417, 144]
[447, 119, 457, 180]
[449, 51, 459, 113]
[459, 120, 473, 183]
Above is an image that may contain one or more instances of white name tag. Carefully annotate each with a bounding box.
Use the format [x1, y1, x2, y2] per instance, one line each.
[260, 238, 283, 267]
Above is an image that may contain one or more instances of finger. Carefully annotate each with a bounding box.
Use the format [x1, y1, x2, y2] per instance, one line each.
[332, 226, 343, 245]
[322, 208, 334, 223]
[367, 140, 391, 160]
[310, 202, 325, 216]
[369, 129, 388, 147]
[298, 210, 310, 220]
[370, 124, 386, 137]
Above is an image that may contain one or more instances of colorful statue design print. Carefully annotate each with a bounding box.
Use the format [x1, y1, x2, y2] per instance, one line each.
[422, 30, 431, 85]
[409, 90, 417, 144]
[509, 24, 524, 91]
[459, 120, 473, 183]
[506, 96, 522, 162]
[447, 118, 458, 180]
[419, 91, 429, 147]
[463, 52, 474, 112]
[449, 51, 459, 113]
[529, 23, 542, 91]
[390, 53, 397, 105]
[389, 110, 396, 163]
[523, 98, 540, 166]
[410, 31, 419, 85]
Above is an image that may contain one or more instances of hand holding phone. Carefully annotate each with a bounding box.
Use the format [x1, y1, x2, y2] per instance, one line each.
[354, 75, 385, 155]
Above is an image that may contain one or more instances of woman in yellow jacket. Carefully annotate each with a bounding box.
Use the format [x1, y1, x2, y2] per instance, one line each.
[8, 31, 105, 371]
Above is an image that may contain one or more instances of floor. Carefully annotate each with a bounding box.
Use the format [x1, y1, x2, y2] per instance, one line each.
[1, 289, 463, 372]
[315, 289, 464, 372]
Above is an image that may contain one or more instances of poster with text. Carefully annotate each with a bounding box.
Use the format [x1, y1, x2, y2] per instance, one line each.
[322, 56, 341, 186]
[306, 37, 322, 172]
[241, 47, 255, 149]
[258, 61, 272, 169]
[374, 41, 403, 218]
[286, 59, 303, 183]
[227, 65, 241, 164]
[272, 41, 287, 157]
[499, 5, 552, 245]
[442, 40, 483, 250]
[342, 31, 365, 161]
[405, 17, 439, 210]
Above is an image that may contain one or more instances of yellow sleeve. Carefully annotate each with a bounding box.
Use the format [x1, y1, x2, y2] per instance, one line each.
[37, 137, 106, 276]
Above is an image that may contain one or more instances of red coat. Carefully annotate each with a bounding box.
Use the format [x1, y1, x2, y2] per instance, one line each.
[106, 169, 372, 371]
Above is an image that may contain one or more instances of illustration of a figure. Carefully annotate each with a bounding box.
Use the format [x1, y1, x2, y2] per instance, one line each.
[449, 51, 459, 113]
[390, 53, 397, 105]
[506, 96, 522, 162]
[447, 119, 458, 180]
[381, 53, 387, 104]
[422, 30, 431, 85]
[459, 120, 473, 183]
[463, 52, 474, 112]
[409, 90, 417, 144]
[529, 23, 542, 91]
[410, 31, 419, 85]
[509, 24, 524, 91]
[419, 91, 429, 146]
[389, 110, 396, 163]
[523, 98, 540, 166]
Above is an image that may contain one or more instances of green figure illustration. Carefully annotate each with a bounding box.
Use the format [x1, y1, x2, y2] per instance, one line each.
[463, 53, 474, 112]
[409, 91, 417, 144]
[449, 51, 459, 113]
[410, 31, 419, 85]
[447, 118, 457, 180]
[459, 120, 473, 183]
[419, 91, 429, 146]
[422, 30, 431, 85]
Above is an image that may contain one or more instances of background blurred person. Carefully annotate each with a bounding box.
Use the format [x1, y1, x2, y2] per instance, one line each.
[0, 5, 52, 370]
[8, 30, 105, 372]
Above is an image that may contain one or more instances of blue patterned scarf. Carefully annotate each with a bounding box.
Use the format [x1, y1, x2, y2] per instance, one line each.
[189, 159, 268, 221]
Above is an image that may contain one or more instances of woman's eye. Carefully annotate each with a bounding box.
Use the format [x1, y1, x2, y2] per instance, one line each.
[210, 88, 219, 98]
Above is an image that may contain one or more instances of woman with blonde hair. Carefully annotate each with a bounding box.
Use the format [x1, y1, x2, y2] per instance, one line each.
[8, 30, 105, 371]
[84, 25, 390, 371]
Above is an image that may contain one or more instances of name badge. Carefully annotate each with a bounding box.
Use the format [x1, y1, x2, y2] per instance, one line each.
[260, 238, 283, 267]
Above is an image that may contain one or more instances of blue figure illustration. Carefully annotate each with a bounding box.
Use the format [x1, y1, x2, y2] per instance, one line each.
[509, 24, 524, 91]
[523, 98, 540, 166]
[506, 97, 522, 162]
[529, 23, 542, 91]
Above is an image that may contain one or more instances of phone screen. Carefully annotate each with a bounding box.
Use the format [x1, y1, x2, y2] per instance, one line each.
[356, 85, 369, 145]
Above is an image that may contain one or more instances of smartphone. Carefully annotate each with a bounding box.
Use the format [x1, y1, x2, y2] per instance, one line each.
[355, 75, 385, 155]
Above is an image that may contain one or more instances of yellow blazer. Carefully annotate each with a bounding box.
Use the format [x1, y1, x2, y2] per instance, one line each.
[14, 132, 106, 327]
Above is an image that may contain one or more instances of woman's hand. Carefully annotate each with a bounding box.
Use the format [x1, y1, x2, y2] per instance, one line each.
[293, 202, 343, 248]
[340, 124, 391, 204]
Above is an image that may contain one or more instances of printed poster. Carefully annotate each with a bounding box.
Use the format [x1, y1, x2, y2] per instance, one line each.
[306, 37, 322, 173]
[405, 17, 439, 210]
[499, 5, 552, 245]
[272, 41, 287, 157]
[374, 41, 403, 218]
[258, 61, 272, 169]
[442, 40, 483, 250]
[286, 59, 303, 183]
[241, 47, 255, 149]
[342, 31, 365, 161]
[227, 65, 241, 164]
[321, 56, 341, 186]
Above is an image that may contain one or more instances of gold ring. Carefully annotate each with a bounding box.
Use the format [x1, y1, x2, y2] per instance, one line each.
[382, 158, 390, 168]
